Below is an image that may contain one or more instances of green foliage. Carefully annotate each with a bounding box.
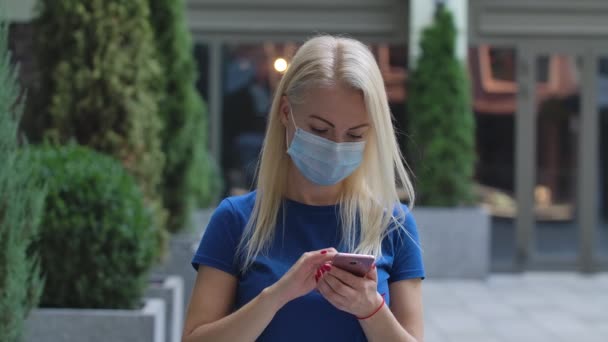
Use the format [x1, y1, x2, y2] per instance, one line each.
[191, 143, 224, 210]
[29, 144, 159, 309]
[148, 0, 222, 232]
[0, 20, 45, 342]
[407, 6, 476, 206]
[31, 0, 168, 238]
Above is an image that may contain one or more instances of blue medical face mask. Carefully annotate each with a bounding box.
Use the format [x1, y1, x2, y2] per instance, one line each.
[286, 111, 366, 186]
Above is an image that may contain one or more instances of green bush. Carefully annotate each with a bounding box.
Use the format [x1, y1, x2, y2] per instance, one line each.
[407, 5, 476, 206]
[148, 0, 222, 232]
[30, 0, 168, 237]
[30, 144, 159, 309]
[191, 144, 224, 209]
[0, 21, 45, 342]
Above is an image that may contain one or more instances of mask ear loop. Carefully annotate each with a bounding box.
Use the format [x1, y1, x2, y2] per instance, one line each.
[289, 108, 298, 128]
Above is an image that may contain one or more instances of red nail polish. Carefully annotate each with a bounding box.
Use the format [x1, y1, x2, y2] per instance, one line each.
[321, 250, 327, 255]
[323, 264, 332, 272]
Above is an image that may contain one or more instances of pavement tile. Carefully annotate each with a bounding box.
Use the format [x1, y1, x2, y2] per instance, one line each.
[499, 290, 556, 309]
[555, 331, 607, 342]
[424, 324, 447, 342]
[424, 272, 608, 342]
[429, 308, 488, 335]
[588, 321, 608, 336]
[446, 333, 504, 342]
[484, 316, 558, 341]
[463, 300, 521, 318]
[526, 309, 588, 335]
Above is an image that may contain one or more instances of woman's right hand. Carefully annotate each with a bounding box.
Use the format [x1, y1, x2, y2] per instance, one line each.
[267, 248, 338, 307]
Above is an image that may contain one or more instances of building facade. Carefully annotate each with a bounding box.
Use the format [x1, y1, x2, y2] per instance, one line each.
[4, 0, 607, 272]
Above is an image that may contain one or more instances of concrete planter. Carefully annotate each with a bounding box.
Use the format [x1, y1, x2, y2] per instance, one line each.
[24, 298, 165, 342]
[413, 206, 490, 279]
[145, 275, 184, 342]
[152, 208, 214, 314]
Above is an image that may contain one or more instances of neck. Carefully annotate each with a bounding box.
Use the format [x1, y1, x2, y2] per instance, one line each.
[284, 162, 342, 206]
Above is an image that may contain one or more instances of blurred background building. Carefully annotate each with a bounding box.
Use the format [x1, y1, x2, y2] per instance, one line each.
[5, 0, 608, 273]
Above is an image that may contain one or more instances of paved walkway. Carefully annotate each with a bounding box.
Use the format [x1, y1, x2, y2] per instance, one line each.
[423, 272, 608, 342]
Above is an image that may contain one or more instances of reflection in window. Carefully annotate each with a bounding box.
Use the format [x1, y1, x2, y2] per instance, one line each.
[221, 43, 291, 192]
[489, 47, 515, 82]
[375, 44, 408, 104]
[472, 45, 518, 196]
[470, 45, 519, 269]
[373, 44, 409, 167]
[533, 54, 581, 257]
[599, 58, 608, 76]
[536, 56, 550, 83]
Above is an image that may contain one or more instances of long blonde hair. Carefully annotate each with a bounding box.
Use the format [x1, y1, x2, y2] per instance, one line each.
[238, 35, 415, 272]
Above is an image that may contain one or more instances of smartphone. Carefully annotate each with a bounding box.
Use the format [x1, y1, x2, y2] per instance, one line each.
[332, 253, 375, 277]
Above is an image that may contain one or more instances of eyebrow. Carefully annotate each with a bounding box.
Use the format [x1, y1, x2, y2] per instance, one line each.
[309, 114, 370, 130]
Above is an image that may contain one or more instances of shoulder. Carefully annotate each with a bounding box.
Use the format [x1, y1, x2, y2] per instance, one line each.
[226, 190, 257, 207]
[383, 203, 421, 251]
[391, 203, 417, 234]
[382, 203, 425, 280]
[214, 191, 257, 222]
[192, 193, 258, 274]
[204, 191, 257, 239]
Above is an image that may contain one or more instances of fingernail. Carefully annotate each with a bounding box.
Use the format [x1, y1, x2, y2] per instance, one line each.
[323, 264, 332, 272]
[315, 274, 320, 282]
[321, 250, 327, 255]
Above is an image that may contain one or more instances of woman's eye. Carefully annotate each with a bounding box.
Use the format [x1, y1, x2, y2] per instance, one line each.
[348, 133, 363, 139]
[311, 127, 328, 134]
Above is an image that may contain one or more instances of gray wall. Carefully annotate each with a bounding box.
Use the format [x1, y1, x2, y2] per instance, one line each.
[186, 0, 409, 43]
[470, 0, 608, 43]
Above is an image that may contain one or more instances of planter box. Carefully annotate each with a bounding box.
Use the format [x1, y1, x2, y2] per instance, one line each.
[24, 298, 165, 342]
[413, 206, 490, 279]
[145, 275, 184, 342]
[153, 208, 214, 314]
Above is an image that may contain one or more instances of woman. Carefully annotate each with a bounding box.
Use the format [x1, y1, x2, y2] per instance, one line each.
[183, 35, 425, 342]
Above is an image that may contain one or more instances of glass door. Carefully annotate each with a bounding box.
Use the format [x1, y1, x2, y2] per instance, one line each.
[531, 52, 582, 265]
[517, 45, 606, 271]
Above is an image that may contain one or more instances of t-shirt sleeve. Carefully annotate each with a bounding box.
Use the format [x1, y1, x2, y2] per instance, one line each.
[389, 205, 426, 282]
[191, 199, 241, 276]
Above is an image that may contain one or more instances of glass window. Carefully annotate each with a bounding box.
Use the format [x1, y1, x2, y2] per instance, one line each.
[471, 45, 518, 270]
[194, 44, 210, 101]
[220, 43, 287, 191]
[533, 54, 581, 258]
[372, 44, 409, 164]
[489, 47, 516, 82]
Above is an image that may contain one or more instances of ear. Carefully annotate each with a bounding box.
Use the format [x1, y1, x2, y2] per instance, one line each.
[279, 95, 291, 127]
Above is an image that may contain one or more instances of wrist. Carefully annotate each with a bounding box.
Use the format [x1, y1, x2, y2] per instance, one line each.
[262, 284, 290, 310]
[357, 293, 385, 320]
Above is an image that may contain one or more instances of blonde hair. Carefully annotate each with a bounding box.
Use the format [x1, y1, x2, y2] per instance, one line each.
[238, 35, 415, 272]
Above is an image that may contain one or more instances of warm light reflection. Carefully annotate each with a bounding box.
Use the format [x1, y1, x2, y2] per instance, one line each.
[274, 58, 288, 73]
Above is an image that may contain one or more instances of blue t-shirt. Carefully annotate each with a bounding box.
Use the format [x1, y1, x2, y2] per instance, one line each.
[191, 191, 425, 341]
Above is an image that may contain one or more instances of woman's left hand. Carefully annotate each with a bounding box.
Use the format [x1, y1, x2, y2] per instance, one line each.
[316, 263, 384, 318]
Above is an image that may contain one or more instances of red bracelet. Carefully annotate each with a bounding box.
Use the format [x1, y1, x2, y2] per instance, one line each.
[357, 293, 386, 320]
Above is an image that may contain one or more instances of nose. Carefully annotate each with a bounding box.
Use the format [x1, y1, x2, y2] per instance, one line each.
[329, 131, 346, 143]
